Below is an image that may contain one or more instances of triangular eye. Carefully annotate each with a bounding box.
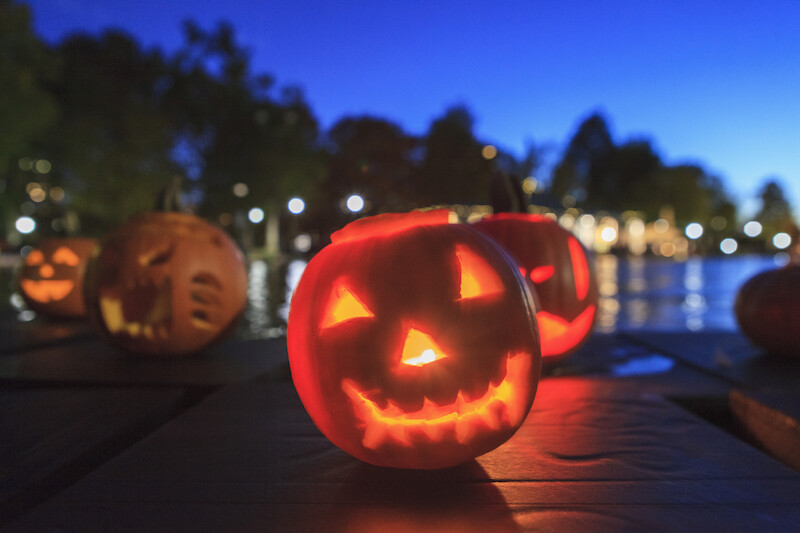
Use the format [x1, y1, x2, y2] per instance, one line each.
[568, 237, 590, 301]
[400, 328, 449, 367]
[52, 246, 81, 266]
[320, 281, 375, 330]
[26, 250, 45, 266]
[455, 245, 504, 300]
[529, 265, 555, 284]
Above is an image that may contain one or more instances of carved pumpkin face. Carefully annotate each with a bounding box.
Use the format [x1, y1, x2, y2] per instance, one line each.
[288, 210, 541, 469]
[735, 264, 800, 357]
[474, 213, 598, 361]
[85, 212, 247, 356]
[18, 237, 97, 318]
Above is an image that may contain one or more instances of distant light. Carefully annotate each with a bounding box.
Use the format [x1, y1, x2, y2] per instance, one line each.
[773, 232, 791, 249]
[50, 186, 65, 202]
[232, 183, 249, 198]
[218, 213, 233, 226]
[522, 176, 537, 195]
[600, 227, 617, 243]
[346, 194, 364, 213]
[248, 207, 264, 223]
[710, 216, 727, 231]
[627, 218, 645, 237]
[743, 221, 762, 237]
[685, 223, 703, 240]
[34, 159, 51, 174]
[720, 238, 738, 255]
[294, 234, 312, 253]
[579, 214, 596, 229]
[287, 197, 305, 214]
[16, 216, 36, 234]
[653, 218, 669, 233]
[481, 145, 497, 160]
[29, 186, 46, 203]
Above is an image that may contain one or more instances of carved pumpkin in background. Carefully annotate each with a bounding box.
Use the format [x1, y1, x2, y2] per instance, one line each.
[734, 263, 800, 356]
[85, 212, 247, 356]
[288, 210, 541, 470]
[474, 213, 598, 362]
[18, 237, 97, 318]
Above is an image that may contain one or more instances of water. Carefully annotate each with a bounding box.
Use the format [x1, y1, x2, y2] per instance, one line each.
[1, 253, 787, 337]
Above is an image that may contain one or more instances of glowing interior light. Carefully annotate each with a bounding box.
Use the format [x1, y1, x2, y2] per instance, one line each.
[321, 283, 374, 329]
[529, 265, 555, 284]
[537, 305, 596, 357]
[342, 351, 532, 449]
[568, 237, 590, 301]
[455, 245, 504, 300]
[52, 246, 81, 266]
[400, 329, 448, 367]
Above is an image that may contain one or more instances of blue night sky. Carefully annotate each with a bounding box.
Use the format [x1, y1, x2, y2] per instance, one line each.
[26, 0, 800, 220]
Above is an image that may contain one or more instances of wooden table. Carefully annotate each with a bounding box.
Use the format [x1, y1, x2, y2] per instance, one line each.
[2, 320, 799, 531]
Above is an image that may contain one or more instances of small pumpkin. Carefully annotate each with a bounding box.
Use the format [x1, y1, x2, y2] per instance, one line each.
[18, 237, 97, 318]
[473, 213, 598, 362]
[288, 210, 541, 469]
[734, 263, 800, 356]
[85, 212, 247, 356]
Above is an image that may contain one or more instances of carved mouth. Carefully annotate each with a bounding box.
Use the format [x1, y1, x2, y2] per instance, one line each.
[100, 278, 172, 339]
[342, 351, 532, 450]
[537, 305, 596, 357]
[20, 280, 75, 303]
[98, 272, 225, 339]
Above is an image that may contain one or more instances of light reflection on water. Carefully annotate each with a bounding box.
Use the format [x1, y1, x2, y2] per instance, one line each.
[0, 253, 787, 338]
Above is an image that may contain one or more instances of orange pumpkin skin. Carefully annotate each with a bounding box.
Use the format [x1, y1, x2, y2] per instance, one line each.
[85, 212, 247, 356]
[473, 213, 598, 362]
[18, 237, 97, 318]
[288, 210, 541, 469]
[734, 264, 800, 356]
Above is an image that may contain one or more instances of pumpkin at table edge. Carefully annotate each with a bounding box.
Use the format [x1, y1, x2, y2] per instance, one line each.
[18, 236, 98, 318]
[472, 213, 599, 363]
[734, 263, 800, 356]
[84, 211, 248, 356]
[287, 209, 541, 469]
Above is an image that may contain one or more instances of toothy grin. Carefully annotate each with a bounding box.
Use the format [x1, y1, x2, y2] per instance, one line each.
[20, 280, 74, 303]
[99, 279, 172, 339]
[342, 351, 532, 450]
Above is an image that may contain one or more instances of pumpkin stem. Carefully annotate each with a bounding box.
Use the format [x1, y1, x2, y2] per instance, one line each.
[156, 175, 185, 212]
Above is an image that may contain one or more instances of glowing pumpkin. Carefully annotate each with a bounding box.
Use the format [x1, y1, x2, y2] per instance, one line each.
[85, 212, 247, 356]
[734, 263, 800, 356]
[18, 237, 97, 318]
[288, 210, 541, 469]
[473, 213, 598, 362]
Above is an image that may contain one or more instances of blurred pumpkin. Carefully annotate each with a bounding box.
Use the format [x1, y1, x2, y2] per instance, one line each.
[85, 212, 247, 356]
[473, 213, 598, 362]
[288, 210, 540, 469]
[18, 237, 97, 318]
[734, 263, 800, 356]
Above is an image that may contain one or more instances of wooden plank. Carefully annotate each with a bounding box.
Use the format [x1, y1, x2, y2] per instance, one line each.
[0, 386, 194, 525]
[0, 337, 288, 387]
[0, 318, 93, 355]
[730, 389, 800, 472]
[9, 377, 800, 531]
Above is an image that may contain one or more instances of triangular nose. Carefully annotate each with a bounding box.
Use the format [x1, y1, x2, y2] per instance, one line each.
[400, 328, 449, 367]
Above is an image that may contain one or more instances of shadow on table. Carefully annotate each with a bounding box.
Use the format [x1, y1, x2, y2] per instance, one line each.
[324, 460, 520, 532]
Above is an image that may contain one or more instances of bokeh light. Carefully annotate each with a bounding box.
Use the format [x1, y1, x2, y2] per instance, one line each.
[685, 223, 703, 240]
[16, 216, 36, 234]
[720, 238, 738, 254]
[773, 232, 791, 249]
[287, 197, 305, 214]
[248, 207, 264, 223]
[743, 220, 762, 237]
[346, 194, 364, 213]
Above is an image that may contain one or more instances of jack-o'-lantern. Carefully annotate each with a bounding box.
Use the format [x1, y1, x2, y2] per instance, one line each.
[85, 212, 247, 356]
[474, 213, 598, 362]
[734, 263, 800, 356]
[18, 237, 97, 318]
[288, 210, 541, 469]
